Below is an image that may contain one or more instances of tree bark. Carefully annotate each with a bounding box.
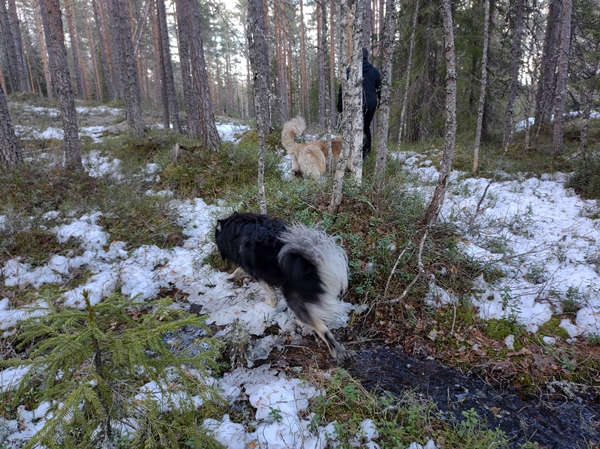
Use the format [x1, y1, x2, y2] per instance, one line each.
[40, 0, 82, 170]
[35, 2, 53, 98]
[534, 0, 561, 133]
[473, 0, 490, 172]
[0, 85, 22, 166]
[552, 0, 571, 156]
[156, 0, 182, 133]
[247, 0, 271, 136]
[397, 0, 419, 149]
[7, 0, 30, 91]
[175, 0, 220, 150]
[63, 0, 84, 97]
[0, 0, 20, 92]
[374, 0, 396, 187]
[502, 0, 526, 147]
[110, 0, 146, 137]
[424, 0, 457, 227]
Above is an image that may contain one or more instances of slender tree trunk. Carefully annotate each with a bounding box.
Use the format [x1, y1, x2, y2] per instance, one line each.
[473, 0, 490, 172]
[91, 0, 112, 100]
[40, 0, 82, 170]
[0, 0, 19, 92]
[552, 0, 571, 156]
[63, 0, 83, 97]
[7, 0, 30, 91]
[329, 0, 351, 215]
[0, 85, 22, 166]
[317, 0, 325, 126]
[424, 0, 457, 227]
[374, 0, 396, 186]
[247, 0, 271, 136]
[35, 3, 53, 98]
[156, 0, 181, 133]
[274, 0, 289, 122]
[347, 0, 365, 180]
[299, 0, 308, 119]
[397, 0, 419, 149]
[502, 0, 526, 147]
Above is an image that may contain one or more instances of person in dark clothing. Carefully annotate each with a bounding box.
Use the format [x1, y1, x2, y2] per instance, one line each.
[337, 47, 382, 159]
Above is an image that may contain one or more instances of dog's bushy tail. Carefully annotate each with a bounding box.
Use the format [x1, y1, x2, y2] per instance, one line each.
[278, 224, 348, 360]
[281, 116, 306, 155]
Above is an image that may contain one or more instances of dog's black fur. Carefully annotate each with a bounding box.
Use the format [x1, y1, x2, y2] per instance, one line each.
[214, 212, 348, 360]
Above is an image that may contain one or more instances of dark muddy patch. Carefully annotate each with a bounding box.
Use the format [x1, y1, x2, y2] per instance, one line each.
[347, 346, 600, 449]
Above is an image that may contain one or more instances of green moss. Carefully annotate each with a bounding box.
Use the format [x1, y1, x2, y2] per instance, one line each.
[484, 318, 523, 340]
[537, 317, 570, 340]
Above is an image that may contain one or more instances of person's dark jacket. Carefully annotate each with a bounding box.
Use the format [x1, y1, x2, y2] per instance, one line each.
[337, 58, 382, 113]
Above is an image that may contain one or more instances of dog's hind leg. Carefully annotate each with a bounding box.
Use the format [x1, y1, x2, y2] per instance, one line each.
[258, 281, 278, 307]
[309, 318, 347, 362]
[226, 267, 248, 282]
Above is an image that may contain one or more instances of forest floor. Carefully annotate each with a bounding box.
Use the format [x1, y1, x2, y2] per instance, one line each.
[1, 98, 600, 448]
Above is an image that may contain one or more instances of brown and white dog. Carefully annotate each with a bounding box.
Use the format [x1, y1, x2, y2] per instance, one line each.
[281, 116, 346, 179]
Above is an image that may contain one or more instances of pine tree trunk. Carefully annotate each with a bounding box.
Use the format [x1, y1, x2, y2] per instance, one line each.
[397, 0, 419, 149]
[93, 0, 116, 101]
[156, 0, 182, 133]
[63, 0, 84, 97]
[299, 0, 308, 119]
[374, 0, 396, 186]
[502, 0, 526, 147]
[110, 0, 145, 137]
[175, 0, 220, 150]
[35, 4, 53, 98]
[0, 85, 22, 166]
[7, 0, 30, 91]
[534, 0, 561, 133]
[0, 0, 19, 92]
[40, 0, 82, 170]
[473, 0, 490, 172]
[552, 0, 571, 156]
[424, 0, 457, 227]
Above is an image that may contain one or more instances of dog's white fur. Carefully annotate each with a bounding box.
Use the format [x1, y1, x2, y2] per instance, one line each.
[281, 116, 345, 180]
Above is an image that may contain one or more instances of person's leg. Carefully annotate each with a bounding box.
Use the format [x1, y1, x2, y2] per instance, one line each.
[363, 109, 375, 159]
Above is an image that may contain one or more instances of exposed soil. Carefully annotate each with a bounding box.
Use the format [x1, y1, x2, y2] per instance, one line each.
[346, 346, 600, 449]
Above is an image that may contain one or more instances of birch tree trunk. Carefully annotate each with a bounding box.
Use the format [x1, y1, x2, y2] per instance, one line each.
[329, 0, 365, 215]
[502, 0, 526, 147]
[247, 0, 270, 213]
[0, 85, 22, 166]
[397, 0, 419, 149]
[374, 0, 397, 186]
[424, 0, 457, 227]
[329, 0, 350, 215]
[347, 0, 365, 181]
[40, 0, 82, 170]
[247, 0, 271, 136]
[552, 0, 572, 156]
[473, 0, 490, 172]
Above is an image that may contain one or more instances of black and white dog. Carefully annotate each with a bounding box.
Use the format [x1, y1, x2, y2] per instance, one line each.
[214, 212, 348, 361]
